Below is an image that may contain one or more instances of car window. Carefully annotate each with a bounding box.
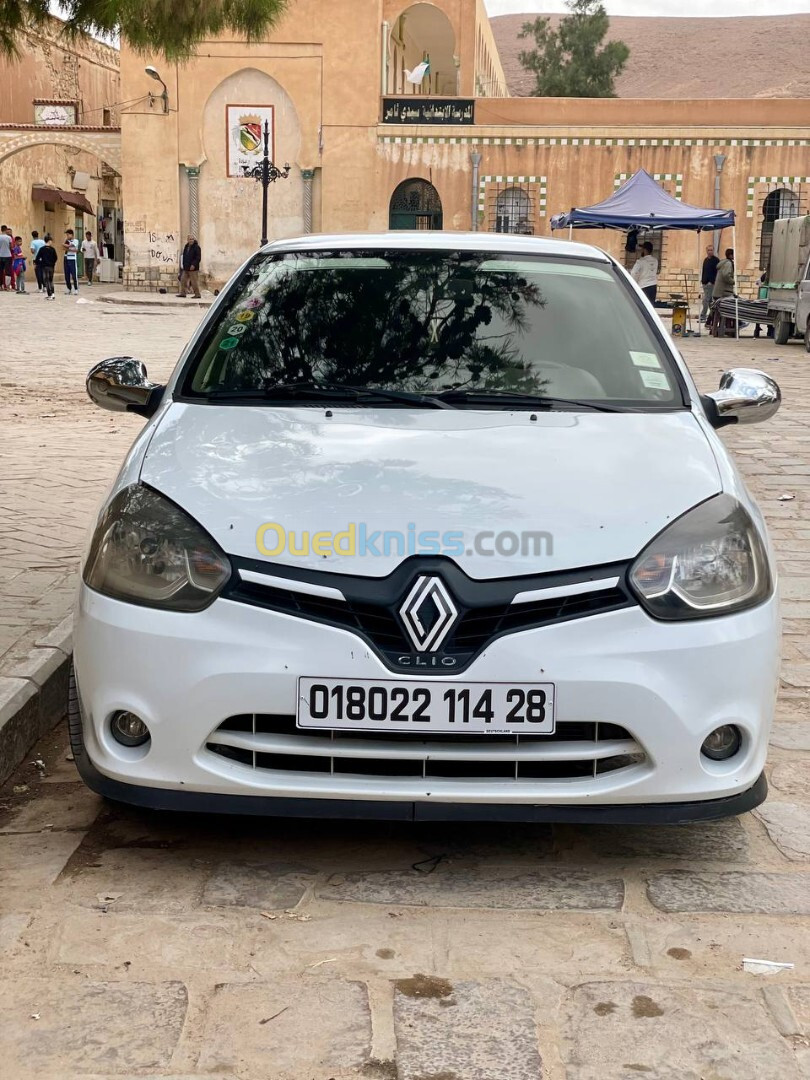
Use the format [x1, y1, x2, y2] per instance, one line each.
[182, 250, 683, 408]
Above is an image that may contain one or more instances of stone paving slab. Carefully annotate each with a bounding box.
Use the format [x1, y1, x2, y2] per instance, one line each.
[393, 977, 544, 1080]
[559, 981, 802, 1079]
[755, 802, 810, 861]
[0, 978, 188, 1077]
[770, 723, 810, 752]
[564, 817, 750, 862]
[647, 871, 810, 914]
[53, 910, 255, 974]
[323, 866, 625, 910]
[0, 783, 102, 834]
[632, 912, 810, 978]
[0, 829, 84, 892]
[202, 861, 315, 910]
[196, 978, 371, 1078]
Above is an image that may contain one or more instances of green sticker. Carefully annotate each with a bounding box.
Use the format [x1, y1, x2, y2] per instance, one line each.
[219, 337, 241, 351]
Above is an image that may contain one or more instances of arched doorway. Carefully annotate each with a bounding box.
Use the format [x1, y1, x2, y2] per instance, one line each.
[495, 187, 533, 234]
[389, 178, 443, 230]
[201, 68, 303, 282]
[387, 4, 457, 95]
[760, 187, 801, 270]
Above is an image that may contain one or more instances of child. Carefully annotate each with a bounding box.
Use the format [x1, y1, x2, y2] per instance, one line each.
[35, 234, 58, 300]
[12, 236, 27, 293]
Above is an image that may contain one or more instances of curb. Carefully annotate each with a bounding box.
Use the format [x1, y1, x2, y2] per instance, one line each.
[96, 292, 213, 309]
[0, 616, 73, 787]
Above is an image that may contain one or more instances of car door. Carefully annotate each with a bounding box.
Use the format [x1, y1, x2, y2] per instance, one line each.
[798, 252, 810, 332]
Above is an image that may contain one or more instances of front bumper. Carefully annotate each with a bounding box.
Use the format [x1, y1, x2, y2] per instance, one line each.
[73, 584, 780, 818]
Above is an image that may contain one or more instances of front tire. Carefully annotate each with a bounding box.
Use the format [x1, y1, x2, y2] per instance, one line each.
[67, 663, 88, 770]
[773, 311, 793, 346]
[805, 322, 810, 354]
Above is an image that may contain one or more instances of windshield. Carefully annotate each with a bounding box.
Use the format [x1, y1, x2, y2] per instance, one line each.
[182, 249, 684, 409]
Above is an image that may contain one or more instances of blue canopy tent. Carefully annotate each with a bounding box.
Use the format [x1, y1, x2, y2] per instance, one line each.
[550, 168, 738, 334]
[550, 168, 735, 232]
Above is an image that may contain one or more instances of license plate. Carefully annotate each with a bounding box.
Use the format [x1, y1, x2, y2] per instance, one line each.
[297, 677, 555, 734]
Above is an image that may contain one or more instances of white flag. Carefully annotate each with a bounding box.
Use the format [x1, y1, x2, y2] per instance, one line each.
[406, 60, 430, 86]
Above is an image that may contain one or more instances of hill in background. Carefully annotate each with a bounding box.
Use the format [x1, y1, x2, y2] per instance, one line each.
[490, 14, 810, 98]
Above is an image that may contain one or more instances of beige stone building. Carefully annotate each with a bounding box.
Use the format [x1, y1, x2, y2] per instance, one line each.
[0, 16, 122, 272]
[117, 0, 810, 294]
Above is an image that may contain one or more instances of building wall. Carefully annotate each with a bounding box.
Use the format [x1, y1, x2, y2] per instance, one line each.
[374, 105, 810, 295]
[118, 0, 810, 293]
[0, 16, 120, 271]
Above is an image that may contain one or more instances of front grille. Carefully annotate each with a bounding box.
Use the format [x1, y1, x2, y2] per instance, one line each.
[205, 713, 646, 783]
[223, 555, 636, 675]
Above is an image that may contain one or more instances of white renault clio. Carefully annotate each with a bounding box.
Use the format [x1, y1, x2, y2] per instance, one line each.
[72, 233, 781, 822]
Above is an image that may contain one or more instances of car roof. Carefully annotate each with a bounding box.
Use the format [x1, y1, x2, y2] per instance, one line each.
[260, 231, 610, 262]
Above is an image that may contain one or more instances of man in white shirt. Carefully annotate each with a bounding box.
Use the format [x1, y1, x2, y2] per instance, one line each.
[631, 241, 658, 305]
[81, 231, 100, 285]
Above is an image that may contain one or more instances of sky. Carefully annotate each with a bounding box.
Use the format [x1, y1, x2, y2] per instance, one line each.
[484, 0, 808, 15]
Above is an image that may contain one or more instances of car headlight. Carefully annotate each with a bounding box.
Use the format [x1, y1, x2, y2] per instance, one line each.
[84, 484, 231, 611]
[629, 495, 772, 620]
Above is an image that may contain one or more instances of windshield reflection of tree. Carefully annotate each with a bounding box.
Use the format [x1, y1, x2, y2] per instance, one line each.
[222, 255, 549, 395]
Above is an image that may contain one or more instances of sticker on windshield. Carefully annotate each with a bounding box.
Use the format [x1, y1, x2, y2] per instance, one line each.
[234, 310, 255, 323]
[244, 297, 264, 310]
[218, 337, 241, 351]
[226, 324, 247, 336]
[640, 369, 670, 390]
[630, 351, 662, 369]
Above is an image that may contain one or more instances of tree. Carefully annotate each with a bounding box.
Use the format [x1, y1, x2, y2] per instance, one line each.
[1, 0, 289, 59]
[519, 0, 629, 98]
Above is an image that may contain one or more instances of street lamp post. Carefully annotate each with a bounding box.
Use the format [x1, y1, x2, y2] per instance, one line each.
[240, 120, 291, 247]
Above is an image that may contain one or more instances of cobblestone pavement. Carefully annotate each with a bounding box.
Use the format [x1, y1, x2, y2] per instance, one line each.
[1, 297, 810, 1078]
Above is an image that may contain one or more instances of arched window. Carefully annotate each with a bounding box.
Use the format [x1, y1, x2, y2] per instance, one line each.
[387, 4, 457, 95]
[495, 187, 533, 235]
[760, 187, 801, 270]
[389, 179, 443, 230]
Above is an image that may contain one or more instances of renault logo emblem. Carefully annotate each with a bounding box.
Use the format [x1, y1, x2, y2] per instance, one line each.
[399, 576, 459, 653]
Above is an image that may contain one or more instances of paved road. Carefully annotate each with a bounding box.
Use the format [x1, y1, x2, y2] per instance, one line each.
[1, 297, 809, 1077]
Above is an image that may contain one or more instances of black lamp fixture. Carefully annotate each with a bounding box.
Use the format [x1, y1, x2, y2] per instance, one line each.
[144, 66, 169, 114]
[240, 119, 291, 247]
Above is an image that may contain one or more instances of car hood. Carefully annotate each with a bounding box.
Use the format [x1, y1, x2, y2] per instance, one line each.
[140, 403, 722, 578]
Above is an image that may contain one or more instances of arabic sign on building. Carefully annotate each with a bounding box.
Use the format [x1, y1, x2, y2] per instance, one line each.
[34, 100, 78, 126]
[382, 98, 475, 125]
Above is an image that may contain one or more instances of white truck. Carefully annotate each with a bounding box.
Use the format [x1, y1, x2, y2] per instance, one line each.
[767, 214, 810, 349]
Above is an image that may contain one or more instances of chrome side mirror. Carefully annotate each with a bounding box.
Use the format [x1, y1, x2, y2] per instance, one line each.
[703, 368, 781, 428]
[87, 357, 165, 418]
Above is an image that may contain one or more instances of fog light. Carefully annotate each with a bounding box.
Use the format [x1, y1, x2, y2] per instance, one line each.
[110, 711, 150, 747]
[701, 725, 741, 761]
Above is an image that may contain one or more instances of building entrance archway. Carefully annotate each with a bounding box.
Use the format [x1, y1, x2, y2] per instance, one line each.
[389, 178, 443, 230]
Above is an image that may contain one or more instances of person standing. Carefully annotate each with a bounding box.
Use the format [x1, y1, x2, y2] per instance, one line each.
[712, 249, 735, 301]
[81, 230, 99, 285]
[30, 230, 45, 291]
[177, 235, 202, 298]
[631, 241, 659, 305]
[0, 226, 12, 290]
[700, 244, 719, 323]
[63, 229, 79, 294]
[12, 236, 27, 293]
[35, 234, 58, 300]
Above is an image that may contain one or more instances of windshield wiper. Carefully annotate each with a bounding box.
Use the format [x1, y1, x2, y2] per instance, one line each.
[206, 382, 456, 409]
[432, 389, 636, 413]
